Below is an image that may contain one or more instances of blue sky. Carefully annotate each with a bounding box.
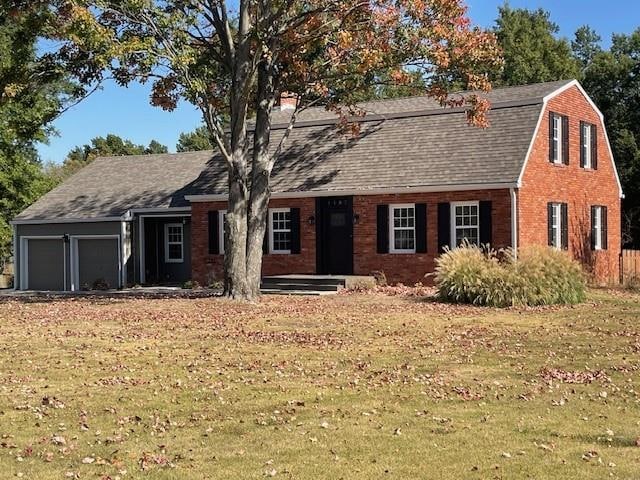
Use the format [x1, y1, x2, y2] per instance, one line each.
[37, 0, 639, 163]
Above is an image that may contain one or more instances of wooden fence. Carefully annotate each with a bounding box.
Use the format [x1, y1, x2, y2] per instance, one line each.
[621, 250, 640, 283]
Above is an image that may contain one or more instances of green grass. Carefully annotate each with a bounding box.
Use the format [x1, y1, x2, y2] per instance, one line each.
[1, 289, 639, 479]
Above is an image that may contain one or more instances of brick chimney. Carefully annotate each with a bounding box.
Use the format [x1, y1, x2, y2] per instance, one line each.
[279, 92, 298, 110]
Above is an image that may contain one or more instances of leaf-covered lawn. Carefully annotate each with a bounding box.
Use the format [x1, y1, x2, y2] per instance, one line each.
[1, 289, 639, 479]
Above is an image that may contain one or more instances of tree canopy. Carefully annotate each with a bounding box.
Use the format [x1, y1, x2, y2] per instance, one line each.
[492, 5, 581, 86]
[47, 134, 170, 182]
[177, 125, 214, 152]
[0, 4, 79, 266]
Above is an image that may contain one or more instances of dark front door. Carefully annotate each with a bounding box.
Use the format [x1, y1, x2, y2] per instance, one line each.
[316, 196, 353, 275]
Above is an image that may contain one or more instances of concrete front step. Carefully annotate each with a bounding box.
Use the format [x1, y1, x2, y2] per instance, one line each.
[261, 276, 346, 288]
[260, 288, 336, 296]
[260, 274, 376, 295]
[260, 282, 341, 292]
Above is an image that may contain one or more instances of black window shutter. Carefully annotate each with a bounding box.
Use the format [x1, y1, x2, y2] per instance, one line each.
[549, 112, 556, 163]
[561, 203, 569, 250]
[290, 208, 301, 254]
[376, 205, 389, 254]
[547, 203, 554, 247]
[263, 212, 270, 254]
[592, 124, 598, 170]
[438, 202, 451, 253]
[208, 210, 219, 255]
[479, 201, 492, 246]
[562, 115, 570, 165]
[602, 206, 608, 250]
[415, 203, 427, 253]
[580, 121, 586, 168]
[590, 206, 597, 250]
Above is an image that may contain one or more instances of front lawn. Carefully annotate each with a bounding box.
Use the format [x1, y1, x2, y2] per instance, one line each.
[1, 289, 639, 479]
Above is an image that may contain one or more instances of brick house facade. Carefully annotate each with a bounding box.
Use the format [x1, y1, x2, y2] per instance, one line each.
[189, 81, 623, 286]
[13, 80, 623, 291]
[518, 85, 622, 283]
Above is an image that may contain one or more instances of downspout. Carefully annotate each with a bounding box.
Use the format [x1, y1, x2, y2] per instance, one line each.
[510, 187, 518, 259]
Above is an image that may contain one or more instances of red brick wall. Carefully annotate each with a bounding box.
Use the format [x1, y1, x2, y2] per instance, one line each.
[352, 190, 512, 284]
[518, 85, 622, 284]
[191, 189, 512, 286]
[191, 198, 317, 286]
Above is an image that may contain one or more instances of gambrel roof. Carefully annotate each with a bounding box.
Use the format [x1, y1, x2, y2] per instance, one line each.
[18, 79, 603, 222]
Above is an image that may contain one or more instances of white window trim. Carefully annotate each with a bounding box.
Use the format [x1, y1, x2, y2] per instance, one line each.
[583, 122, 592, 169]
[593, 206, 603, 250]
[219, 210, 227, 255]
[389, 203, 416, 254]
[451, 201, 480, 248]
[164, 223, 184, 263]
[552, 113, 563, 164]
[550, 203, 563, 249]
[269, 208, 291, 254]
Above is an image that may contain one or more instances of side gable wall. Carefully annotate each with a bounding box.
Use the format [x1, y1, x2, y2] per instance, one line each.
[518, 85, 621, 283]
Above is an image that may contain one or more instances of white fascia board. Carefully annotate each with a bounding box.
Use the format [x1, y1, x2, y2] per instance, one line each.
[185, 183, 518, 203]
[517, 79, 624, 199]
[129, 207, 192, 214]
[10, 216, 123, 225]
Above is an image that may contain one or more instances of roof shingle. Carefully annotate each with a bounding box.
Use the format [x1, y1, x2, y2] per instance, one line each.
[16, 80, 572, 221]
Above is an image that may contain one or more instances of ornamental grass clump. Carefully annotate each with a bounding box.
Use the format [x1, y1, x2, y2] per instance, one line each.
[435, 242, 586, 307]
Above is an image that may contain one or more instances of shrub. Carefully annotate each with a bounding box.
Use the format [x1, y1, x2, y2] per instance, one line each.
[623, 275, 640, 292]
[435, 242, 586, 307]
[92, 278, 110, 291]
[182, 280, 201, 290]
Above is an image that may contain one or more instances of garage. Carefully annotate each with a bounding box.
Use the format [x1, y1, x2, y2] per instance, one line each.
[72, 236, 121, 291]
[22, 237, 66, 291]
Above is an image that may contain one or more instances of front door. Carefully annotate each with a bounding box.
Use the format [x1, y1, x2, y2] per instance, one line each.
[316, 196, 353, 275]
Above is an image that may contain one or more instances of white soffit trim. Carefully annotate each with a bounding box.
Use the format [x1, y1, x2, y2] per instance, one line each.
[185, 183, 518, 202]
[516, 79, 624, 198]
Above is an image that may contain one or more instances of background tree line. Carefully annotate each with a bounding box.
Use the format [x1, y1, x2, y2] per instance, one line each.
[1, 3, 640, 272]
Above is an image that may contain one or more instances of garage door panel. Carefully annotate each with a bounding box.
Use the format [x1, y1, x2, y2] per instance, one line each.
[77, 238, 120, 290]
[27, 239, 65, 291]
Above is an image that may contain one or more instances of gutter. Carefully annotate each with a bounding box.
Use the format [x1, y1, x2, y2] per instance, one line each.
[186, 182, 519, 203]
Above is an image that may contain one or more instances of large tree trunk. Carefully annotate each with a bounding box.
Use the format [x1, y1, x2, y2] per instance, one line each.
[223, 156, 250, 299]
[245, 58, 276, 299]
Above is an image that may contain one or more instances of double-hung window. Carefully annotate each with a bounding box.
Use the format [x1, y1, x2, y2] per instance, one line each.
[269, 208, 291, 254]
[552, 113, 562, 164]
[549, 203, 562, 249]
[550, 112, 568, 165]
[389, 204, 416, 253]
[581, 121, 597, 169]
[591, 205, 608, 251]
[582, 122, 592, 168]
[165, 223, 184, 263]
[547, 202, 568, 250]
[451, 201, 479, 246]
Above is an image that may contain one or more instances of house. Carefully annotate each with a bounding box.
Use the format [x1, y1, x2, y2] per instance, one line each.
[11, 79, 623, 291]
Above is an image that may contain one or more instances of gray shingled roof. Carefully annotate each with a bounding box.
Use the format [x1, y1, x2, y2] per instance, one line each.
[15, 80, 572, 221]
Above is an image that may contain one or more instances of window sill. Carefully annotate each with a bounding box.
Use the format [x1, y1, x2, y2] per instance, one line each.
[165, 259, 184, 264]
[389, 250, 417, 254]
[269, 251, 291, 255]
